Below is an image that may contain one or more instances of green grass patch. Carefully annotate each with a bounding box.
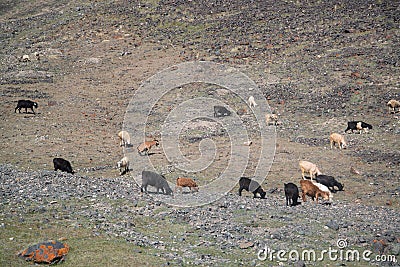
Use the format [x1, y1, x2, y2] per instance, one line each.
[0, 219, 167, 266]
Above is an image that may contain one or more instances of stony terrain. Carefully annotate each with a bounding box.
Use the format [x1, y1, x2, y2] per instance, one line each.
[1, 164, 400, 266]
[0, 0, 399, 266]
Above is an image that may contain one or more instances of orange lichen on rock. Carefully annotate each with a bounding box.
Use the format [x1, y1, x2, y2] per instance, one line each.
[18, 240, 70, 264]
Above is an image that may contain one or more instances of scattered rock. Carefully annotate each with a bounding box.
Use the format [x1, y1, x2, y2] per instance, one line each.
[239, 241, 254, 249]
[1, 1, 400, 265]
[243, 140, 252, 146]
[18, 240, 69, 264]
[0, 164, 399, 265]
[390, 243, 400, 256]
[372, 239, 387, 255]
[350, 166, 361, 175]
[357, 237, 367, 244]
[294, 260, 306, 267]
[85, 57, 101, 64]
[268, 188, 278, 194]
[20, 55, 30, 62]
[325, 220, 339, 231]
[216, 89, 229, 96]
[48, 100, 57, 106]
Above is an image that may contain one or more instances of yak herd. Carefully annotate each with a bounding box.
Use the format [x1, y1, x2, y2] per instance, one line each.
[13, 96, 399, 206]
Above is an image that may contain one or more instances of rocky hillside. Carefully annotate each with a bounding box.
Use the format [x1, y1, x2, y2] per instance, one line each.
[0, 0, 399, 266]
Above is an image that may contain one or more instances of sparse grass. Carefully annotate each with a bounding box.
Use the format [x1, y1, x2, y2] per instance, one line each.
[0, 224, 165, 267]
[1, 193, 168, 265]
[1, 0, 399, 266]
[1, 200, 179, 266]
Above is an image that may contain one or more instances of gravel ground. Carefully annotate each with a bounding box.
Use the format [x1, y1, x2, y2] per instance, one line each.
[1, 0, 399, 266]
[1, 164, 399, 266]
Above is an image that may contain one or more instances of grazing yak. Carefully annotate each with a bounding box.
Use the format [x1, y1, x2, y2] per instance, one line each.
[53, 158, 74, 174]
[265, 114, 279, 126]
[141, 170, 173, 195]
[137, 140, 159, 155]
[299, 160, 322, 180]
[15, 100, 38, 114]
[117, 156, 129, 175]
[387, 99, 400, 113]
[238, 177, 266, 199]
[345, 121, 372, 134]
[284, 182, 300, 206]
[248, 96, 257, 108]
[300, 180, 330, 204]
[315, 175, 344, 192]
[118, 131, 131, 147]
[329, 133, 347, 149]
[175, 177, 199, 193]
[214, 106, 231, 117]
